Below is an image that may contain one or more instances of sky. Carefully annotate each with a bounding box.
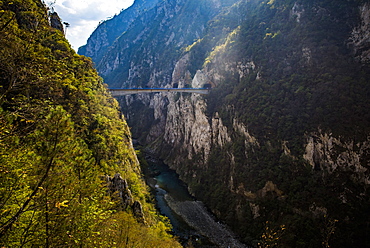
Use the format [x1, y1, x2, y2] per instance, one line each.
[51, 0, 135, 50]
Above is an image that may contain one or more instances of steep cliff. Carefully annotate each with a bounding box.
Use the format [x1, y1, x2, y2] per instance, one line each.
[84, 0, 370, 247]
[0, 0, 181, 247]
[165, 2, 370, 247]
[78, 0, 160, 62]
[350, 2, 370, 63]
[81, 0, 239, 88]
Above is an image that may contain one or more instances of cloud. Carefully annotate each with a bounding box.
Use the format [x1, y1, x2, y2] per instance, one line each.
[51, 0, 134, 50]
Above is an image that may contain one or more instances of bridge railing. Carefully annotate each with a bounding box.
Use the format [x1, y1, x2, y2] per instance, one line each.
[109, 88, 210, 96]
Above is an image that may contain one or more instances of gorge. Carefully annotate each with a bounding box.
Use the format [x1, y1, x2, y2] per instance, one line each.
[143, 154, 247, 247]
[80, 0, 370, 247]
[2, 0, 368, 247]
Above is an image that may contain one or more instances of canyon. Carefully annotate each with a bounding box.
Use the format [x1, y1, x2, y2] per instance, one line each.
[80, 0, 370, 247]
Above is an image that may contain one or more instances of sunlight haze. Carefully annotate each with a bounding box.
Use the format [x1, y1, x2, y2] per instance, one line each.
[51, 0, 135, 50]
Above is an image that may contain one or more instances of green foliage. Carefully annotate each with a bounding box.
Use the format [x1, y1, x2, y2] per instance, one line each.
[0, 0, 180, 246]
[174, 0, 370, 247]
[97, 211, 181, 248]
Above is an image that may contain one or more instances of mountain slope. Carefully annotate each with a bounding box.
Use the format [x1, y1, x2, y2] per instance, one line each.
[164, 1, 370, 246]
[81, 0, 239, 88]
[78, 0, 160, 62]
[83, 0, 370, 247]
[0, 0, 181, 246]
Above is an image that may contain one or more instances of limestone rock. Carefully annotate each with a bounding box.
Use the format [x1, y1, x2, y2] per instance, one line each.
[249, 203, 260, 219]
[290, 2, 305, 23]
[105, 174, 147, 223]
[132, 201, 146, 224]
[49, 12, 64, 33]
[106, 173, 134, 209]
[350, 3, 370, 63]
[304, 131, 370, 184]
[258, 181, 284, 198]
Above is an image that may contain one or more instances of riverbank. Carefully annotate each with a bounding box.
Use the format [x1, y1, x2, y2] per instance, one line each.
[140, 151, 248, 247]
[165, 195, 248, 248]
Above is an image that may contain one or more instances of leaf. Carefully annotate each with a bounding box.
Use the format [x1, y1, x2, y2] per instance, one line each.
[55, 200, 69, 209]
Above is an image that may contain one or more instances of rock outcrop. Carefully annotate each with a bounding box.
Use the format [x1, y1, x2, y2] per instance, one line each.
[350, 3, 370, 63]
[304, 131, 370, 184]
[106, 173, 146, 223]
[106, 173, 134, 209]
[49, 12, 64, 33]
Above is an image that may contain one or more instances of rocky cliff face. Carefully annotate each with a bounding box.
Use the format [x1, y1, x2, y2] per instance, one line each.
[350, 3, 370, 63]
[78, 0, 160, 62]
[83, 0, 370, 247]
[304, 131, 370, 183]
[80, 0, 238, 88]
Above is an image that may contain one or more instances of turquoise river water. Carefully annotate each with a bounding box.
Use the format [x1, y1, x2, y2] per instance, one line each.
[143, 154, 248, 248]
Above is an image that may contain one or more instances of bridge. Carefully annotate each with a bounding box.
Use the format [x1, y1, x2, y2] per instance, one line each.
[109, 88, 210, 96]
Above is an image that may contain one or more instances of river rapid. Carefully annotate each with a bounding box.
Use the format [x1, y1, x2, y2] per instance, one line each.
[142, 153, 248, 248]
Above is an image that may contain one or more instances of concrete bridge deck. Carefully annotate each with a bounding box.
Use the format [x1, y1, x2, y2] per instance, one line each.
[109, 88, 210, 96]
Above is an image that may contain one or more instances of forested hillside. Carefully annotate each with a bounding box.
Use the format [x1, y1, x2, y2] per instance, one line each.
[0, 0, 181, 246]
[82, 0, 370, 247]
[80, 0, 239, 89]
[177, 1, 370, 247]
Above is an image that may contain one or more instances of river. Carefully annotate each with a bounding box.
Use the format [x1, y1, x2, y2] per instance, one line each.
[142, 153, 248, 248]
